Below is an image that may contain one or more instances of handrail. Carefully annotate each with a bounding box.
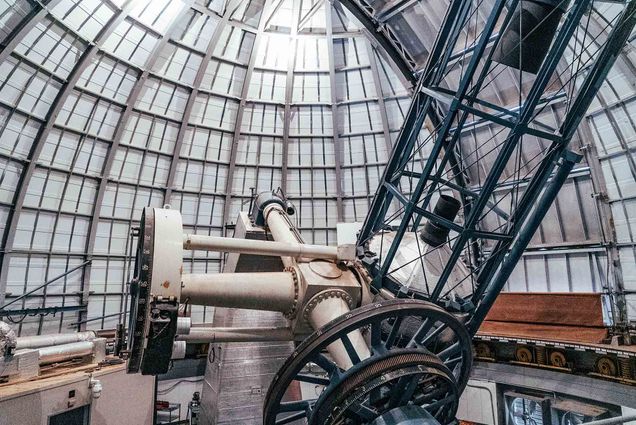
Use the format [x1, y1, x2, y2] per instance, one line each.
[0, 259, 91, 310]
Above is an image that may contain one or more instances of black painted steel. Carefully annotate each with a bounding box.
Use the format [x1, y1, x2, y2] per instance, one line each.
[420, 196, 461, 248]
[126, 208, 153, 373]
[492, 0, 566, 74]
[263, 299, 472, 425]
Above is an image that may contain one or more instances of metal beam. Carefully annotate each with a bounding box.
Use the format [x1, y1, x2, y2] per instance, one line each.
[0, 305, 85, 318]
[280, 0, 301, 197]
[357, 0, 476, 244]
[0, 2, 53, 65]
[366, 42, 394, 153]
[83, 2, 197, 329]
[326, 3, 346, 221]
[471, 0, 636, 331]
[375, 0, 418, 23]
[0, 1, 127, 311]
[469, 150, 583, 333]
[164, 0, 242, 204]
[221, 0, 277, 230]
[336, 0, 417, 87]
[298, 0, 325, 32]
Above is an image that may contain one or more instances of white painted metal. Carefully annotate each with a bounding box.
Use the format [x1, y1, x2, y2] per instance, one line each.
[181, 272, 296, 313]
[177, 326, 294, 343]
[38, 341, 96, 365]
[264, 204, 303, 244]
[264, 204, 304, 268]
[183, 234, 355, 261]
[307, 295, 371, 369]
[176, 317, 191, 335]
[171, 341, 186, 360]
[582, 415, 636, 425]
[152, 208, 184, 300]
[16, 331, 96, 350]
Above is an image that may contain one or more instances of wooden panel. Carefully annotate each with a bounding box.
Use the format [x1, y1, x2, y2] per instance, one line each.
[484, 293, 605, 327]
[479, 321, 608, 344]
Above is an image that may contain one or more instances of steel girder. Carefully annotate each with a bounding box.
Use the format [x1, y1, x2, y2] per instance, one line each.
[337, 0, 418, 87]
[357, 0, 636, 336]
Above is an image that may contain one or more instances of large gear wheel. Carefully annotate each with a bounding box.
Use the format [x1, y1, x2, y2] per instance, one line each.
[311, 349, 458, 425]
[263, 299, 472, 425]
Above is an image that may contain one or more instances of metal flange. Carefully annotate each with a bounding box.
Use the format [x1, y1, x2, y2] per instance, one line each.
[302, 289, 354, 321]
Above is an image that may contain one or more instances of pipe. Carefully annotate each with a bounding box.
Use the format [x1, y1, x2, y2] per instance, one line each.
[264, 204, 303, 245]
[263, 204, 303, 268]
[308, 296, 371, 370]
[582, 415, 636, 425]
[181, 272, 296, 313]
[16, 331, 96, 350]
[38, 341, 95, 365]
[177, 326, 294, 343]
[183, 234, 352, 261]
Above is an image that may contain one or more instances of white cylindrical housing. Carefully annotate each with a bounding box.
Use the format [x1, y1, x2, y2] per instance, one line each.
[183, 234, 346, 261]
[264, 204, 302, 267]
[177, 326, 293, 343]
[38, 341, 94, 365]
[308, 296, 371, 370]
[16, 331, 96, 350]
[264, 204, 303, 245]
[171, 341, 186, 359]
[177, 317, 191, 335]
[181, 272, 296, 313]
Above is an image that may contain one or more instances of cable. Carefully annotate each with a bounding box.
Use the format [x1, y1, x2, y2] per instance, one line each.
[156, 378, 204, 395]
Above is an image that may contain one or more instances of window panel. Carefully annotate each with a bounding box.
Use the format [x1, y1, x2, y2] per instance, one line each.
[174, 8, 219, 52]
[181, 126, 232, 162]
[190, 93, 238, 130]
[109, 147, 171, 186]
[295, 37, 328, 71]
[136, 77, 190, 120]
[102, 18, 160, 67]
[231, 0, 264, 28]
[51, 214, 90, 252]
[15, 18, 86, 79]
[56, 91, 122, 140]
[248, 69, 286, 102]
[0, 57, 62, 119]
[0, 158, 22, 204]
[173, 193, 224, 227]
[201, 59, 246, 96]
[174, 160, 227, 193]
[120, 113, 179, 154]
[339, 101, 382, 134]
[24, 169, 97, 215]
[212, 26, 255, 64]
[40, 129, 108, 175]
[241, 103, 284, 135]
[152, 43, 203, 85]
[292, 72, 330, 103]
[236, 135, 283, 166]
[335, 68, 375, 102]
[100, 183, 164, 220]
[289, 105, 332, 136]
[14, 211, 88, 252]
[129, 0, 183, 33]
[77, 54, 138, 103]
[0, 107, 41, 159]
[256, 34, 290, 71]
[332, 37, 369, 69]
[0, 0, 33, 46]
[51, 0, 116, 41]
[94, 220, 129, 255]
